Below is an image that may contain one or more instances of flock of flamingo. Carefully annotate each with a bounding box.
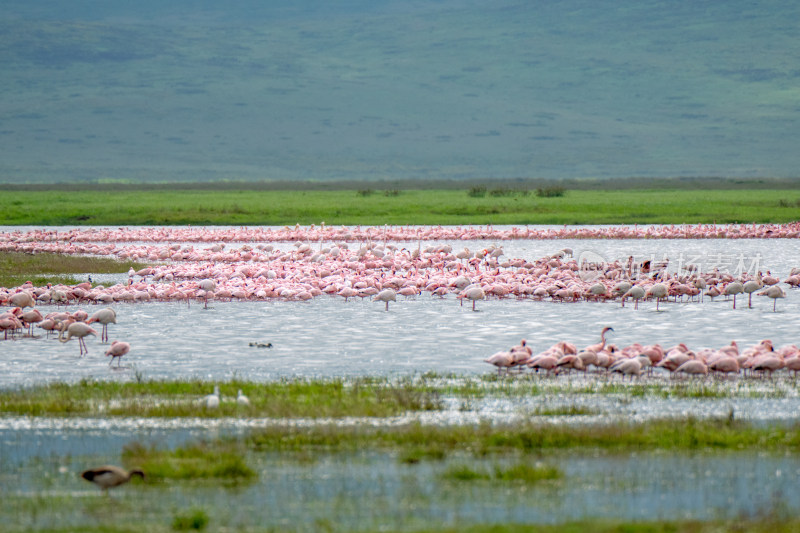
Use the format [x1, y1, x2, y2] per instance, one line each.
[0, 296, 128, 364]
[485, 327, 800, 379]
[0, 223, 798, 377]
[0, 225, 797, 311]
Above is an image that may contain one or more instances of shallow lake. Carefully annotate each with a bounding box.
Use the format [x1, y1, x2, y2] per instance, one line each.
[2, 429, 798, 531]
[2, 228, 800, 387]
[2, 226, 800, 529]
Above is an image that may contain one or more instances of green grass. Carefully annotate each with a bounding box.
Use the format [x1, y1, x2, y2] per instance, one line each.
[171, 508, 210, 531]
[533, 405, 601, 416]
[0, 377, 791, 418]
[0, 378, 442, 418]
[442, 462, 563, 484]
[1, 187, 800, 225]
[0, 251, 147, 288]
[245, 418, 800, 456]
[121, 441, 256, 485]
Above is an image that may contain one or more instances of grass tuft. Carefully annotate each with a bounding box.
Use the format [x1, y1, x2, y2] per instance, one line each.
[171, 508, 210, 531]
[442, 462, 562, 483]
[122, 441, 256, 484]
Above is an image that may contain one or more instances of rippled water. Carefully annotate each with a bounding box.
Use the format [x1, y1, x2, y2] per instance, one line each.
[2, 232, 800, 385]
[3, 228, 800, 529]
[2, 429, 799, 531]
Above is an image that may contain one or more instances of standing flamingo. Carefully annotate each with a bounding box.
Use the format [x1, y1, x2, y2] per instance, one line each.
[585, 327, 614, 353]
[758, 285, 786, 312]
[105, 341, 130, 367]
[59, 322, 97, 356]
[724, 281, 744, 309]
[198, 279, 216, 309]
[646, 283, 668, 311]
[743, 276, 763, 308]
[461, 286, 485, 311]
[88, 307, 117, 343]
[374, 288, 397, 311]
[484, 351, 514, 375]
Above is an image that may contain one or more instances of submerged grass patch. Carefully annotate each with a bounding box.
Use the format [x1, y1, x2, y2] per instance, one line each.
[442, 462, 563, 484]
[121, 441, 256, 485]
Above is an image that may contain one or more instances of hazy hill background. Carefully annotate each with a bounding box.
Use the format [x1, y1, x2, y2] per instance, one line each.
[1, 0, 798, 184]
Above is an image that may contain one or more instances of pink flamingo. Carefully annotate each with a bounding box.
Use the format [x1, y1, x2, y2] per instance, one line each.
[105, 341, 131, 367]
[374, 288, 397, 311]
[88, 308, 117, 342]
[758, 285, 785, 312]
[585, 327, 613, 353]
[674, 360, 709, 378]
[59, 322, 97, 356]
[484, 351, 514, 375]
[460, 286, 485, 311]
[609, 357, 645, 380]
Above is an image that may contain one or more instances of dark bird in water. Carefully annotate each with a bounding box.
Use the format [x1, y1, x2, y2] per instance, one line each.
[249, 342, 273, 348]
[81, 465, 144, 492]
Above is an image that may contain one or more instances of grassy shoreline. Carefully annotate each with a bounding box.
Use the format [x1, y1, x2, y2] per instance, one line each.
[2, 187, 800, 225]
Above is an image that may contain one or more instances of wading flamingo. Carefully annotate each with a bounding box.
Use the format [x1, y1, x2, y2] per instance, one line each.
[724, 281, 744, 309]
[105, 340, 130, 367]
[758, 285, 786, 312]
[374, 288, 397, 311]
[585, 327, 614, 353]
[461, 286, 485, 311]
[88, 307, 117, 343]
[59, 322, 97, 356]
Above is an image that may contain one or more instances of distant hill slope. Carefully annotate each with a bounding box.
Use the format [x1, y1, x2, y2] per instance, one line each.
[1, 0, 799, 183]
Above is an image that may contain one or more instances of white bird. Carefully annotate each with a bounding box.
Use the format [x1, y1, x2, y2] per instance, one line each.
[236, 389, 250, 406]
[742, 276, 763, 308]
[645, 283, 668, 311]
[198, 279, 216, 309]
[758, 285, 786, 312]
[461, 286, 485, 311]
[87, 307, 117, 343]
[724, 281, 744, 309]
[373, 288, 396, 311]
[621, 285, 645, 309]
[203, 385, 220, 409]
